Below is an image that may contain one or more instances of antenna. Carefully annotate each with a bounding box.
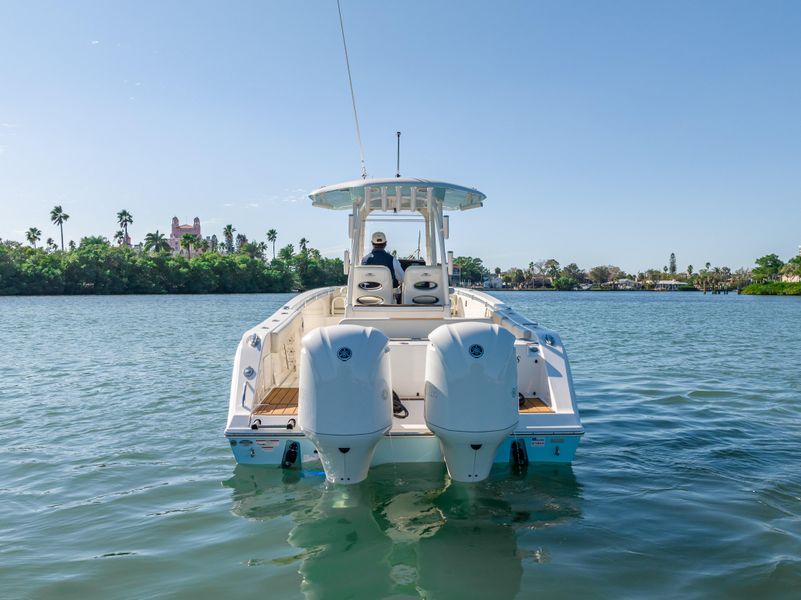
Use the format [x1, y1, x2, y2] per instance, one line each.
[336, 0, 367, 179]
[396, 131, 401, 177]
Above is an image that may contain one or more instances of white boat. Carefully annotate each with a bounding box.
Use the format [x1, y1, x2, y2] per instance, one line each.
[224, 178, 583, 484]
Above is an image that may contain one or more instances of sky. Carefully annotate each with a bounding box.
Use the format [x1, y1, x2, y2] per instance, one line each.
[1, 0, 800, 273]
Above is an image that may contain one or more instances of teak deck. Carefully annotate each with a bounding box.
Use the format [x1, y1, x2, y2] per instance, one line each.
[253, 387, 299, 416]
[519, 397, 553, 413]
[253, 387, 554, 416]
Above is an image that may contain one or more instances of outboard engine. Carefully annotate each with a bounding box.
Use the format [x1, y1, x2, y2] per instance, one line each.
[299, 325, 392, 484]
[425, 322, 518, 482]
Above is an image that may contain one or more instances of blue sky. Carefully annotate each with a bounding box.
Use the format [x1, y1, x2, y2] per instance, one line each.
[1, 0, 800, 273]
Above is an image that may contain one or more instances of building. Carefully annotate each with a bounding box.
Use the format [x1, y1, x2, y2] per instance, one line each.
[653, 279, 684, 291]
[168, 217, 202, 254]
[782, 245, 801, 283]
[449, 263, 462, 287]
[483, 274, 503, 289]
[603, 278, 641, 290]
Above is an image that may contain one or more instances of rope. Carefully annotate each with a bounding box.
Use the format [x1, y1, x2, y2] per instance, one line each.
[336, 0, 368, 179]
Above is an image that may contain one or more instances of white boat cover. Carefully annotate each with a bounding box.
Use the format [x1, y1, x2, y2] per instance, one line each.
[309, 178, 486, 211]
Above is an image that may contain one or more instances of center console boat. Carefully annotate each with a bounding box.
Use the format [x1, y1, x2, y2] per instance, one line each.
[224, 178, 583, 484]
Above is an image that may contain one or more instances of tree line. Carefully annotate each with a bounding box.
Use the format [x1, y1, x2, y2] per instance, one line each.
[4, 206, 345, 295]
[454, 251, 801, 294]
[739, 253, 801, 295]
[7, 205, 800, 295]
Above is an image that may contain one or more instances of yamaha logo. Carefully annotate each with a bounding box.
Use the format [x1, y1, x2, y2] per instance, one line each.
[469, 344, 484, 358]
[337, 347, 352, 361]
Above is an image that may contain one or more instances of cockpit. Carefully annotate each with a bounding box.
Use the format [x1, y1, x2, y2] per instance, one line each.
[308, 178, 485, 314]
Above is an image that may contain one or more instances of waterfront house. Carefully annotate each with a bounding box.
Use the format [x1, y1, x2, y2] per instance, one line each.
[653, 279, 684, 291]
[482, 274, 503, 289]
[603, 278, 641, 290]
[781, 246, 801, 282]
[449, 263, 462, 287]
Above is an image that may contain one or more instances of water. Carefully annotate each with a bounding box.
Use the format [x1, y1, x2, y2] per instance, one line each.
[1, 292, 799, 599]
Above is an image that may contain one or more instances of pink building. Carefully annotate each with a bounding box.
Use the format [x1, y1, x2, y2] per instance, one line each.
[168, 217, 202, 254]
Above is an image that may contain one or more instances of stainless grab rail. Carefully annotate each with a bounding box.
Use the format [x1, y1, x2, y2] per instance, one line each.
[241, 381, 252, 410]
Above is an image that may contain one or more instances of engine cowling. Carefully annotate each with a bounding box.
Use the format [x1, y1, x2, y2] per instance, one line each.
[299, 324, 392, 484]
[425, 322, 518, 482]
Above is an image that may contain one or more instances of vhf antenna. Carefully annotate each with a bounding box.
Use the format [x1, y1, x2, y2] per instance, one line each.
[395, 131, 401, 177]
[337, 0, 367, 179]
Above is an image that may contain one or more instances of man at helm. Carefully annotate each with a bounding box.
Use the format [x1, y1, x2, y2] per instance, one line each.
[362, 231, 404, 290]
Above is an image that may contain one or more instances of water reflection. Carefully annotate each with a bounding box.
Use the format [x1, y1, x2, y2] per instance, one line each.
[224, 463, 582, 599]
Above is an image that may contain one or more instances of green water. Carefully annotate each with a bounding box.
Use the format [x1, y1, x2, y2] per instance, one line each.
[1, 292, 799, 599]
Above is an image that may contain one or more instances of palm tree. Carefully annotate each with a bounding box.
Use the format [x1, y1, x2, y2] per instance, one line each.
[114, 230, 125, 245]
[116, 209, 133, 245]
[222, 225, 235, 254]
[299, 237, 309, 253]
[50, 205, 69, 251]
[241, 242, 262, 259]
[81, 235, 110, 247]
[196, 237, 210, 253]
[144, 230, 171, 253]
[698, 265, 711, 293]
[25, 227, 42, 248]
[278, 243, 295, 262]
[46, 237, 58, 252]
[687, 265, 693, 277]
[180, 233, 199, 259]
[235, 233, 247, 252]
[266, 229, 278, 259]
[781, 257, 801, 278]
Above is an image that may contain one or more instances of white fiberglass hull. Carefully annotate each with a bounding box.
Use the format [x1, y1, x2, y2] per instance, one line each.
[226, 431, 583, 468]
[224, 286, 584, 482]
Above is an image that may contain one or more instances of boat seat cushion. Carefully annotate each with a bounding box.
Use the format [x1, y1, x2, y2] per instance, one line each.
[352, 265, 394, 305]
[402, 265, 445, 305]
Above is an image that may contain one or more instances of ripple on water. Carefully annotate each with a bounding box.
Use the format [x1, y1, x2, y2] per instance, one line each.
[1, 292, 800, 598]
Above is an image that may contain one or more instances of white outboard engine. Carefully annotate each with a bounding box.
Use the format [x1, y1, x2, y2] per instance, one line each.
[425, 322, 518, 482]
[299, 325, 392, 484]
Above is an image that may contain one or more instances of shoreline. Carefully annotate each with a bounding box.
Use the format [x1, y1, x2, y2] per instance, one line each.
[468, 287, 706, 293]
[4, 287, 795, 298]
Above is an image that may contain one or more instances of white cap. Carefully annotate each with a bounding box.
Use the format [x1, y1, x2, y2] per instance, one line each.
[371, 231, 387, 245]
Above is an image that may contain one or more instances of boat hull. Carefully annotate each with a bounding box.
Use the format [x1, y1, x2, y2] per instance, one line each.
[226, 431, 582, 469]
[225, 287, 584, 483]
